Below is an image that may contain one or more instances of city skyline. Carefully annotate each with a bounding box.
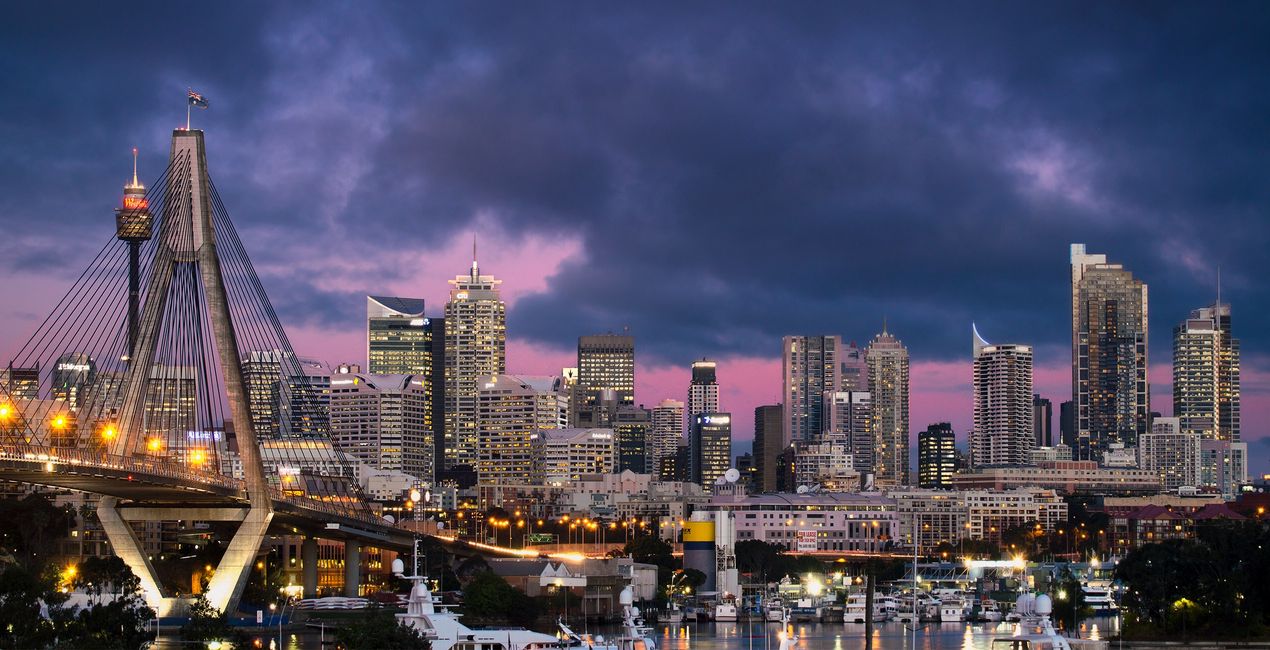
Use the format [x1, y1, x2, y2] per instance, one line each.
[1, 4, 1269, 475]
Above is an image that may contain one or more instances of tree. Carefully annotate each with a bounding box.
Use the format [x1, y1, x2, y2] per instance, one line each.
[1049, 566, 1088, 632]
[460, 571, 540, 628]
[0, 563, 65, 649]
[735, 540, 783, 583]
[0, 494, 75, 569]
[335, 608, 431, 650]
[182, 593, 246, 646]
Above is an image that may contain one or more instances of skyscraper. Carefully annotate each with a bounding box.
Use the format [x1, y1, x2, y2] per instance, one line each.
[752, 404, 783, 493]
[330, 372, 431, 480]
[614, 404, 653, 474]
[825, 390, 874, 473]
[1033, 395, 1052, 447]
[650, 398, 684, 479]
[840, 341, 868, 391]
[367, 296, 431, 375]
[782, 335, 841, 445]
[52, 353, 95, 410]
[970, 326, 1035, 467]
[443, 252, 506, 471]
[1070, 244, 1149, 460]
[243, 350, 332, 440]
[1059, 400, 1076, 447]
[867, 329, 909, 485]
[918, 422, 956, 489]
[690, 412, 731, 491]
[687, 359, 719, 426]
[475, 375, 568, 485]
[575, 333, 635, 425]
[1173, 302, 1240, 442]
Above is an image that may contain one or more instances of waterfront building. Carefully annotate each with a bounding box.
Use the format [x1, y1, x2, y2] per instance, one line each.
[1070, 243, 1150, 460]
[867, 328, 910, 485]
[443, 253, 506, 471]
[888, 490, 968, 551]
[970, 326, 1035, 468]
[963, 488, 1066, 545]
[707, 491, 899, 553]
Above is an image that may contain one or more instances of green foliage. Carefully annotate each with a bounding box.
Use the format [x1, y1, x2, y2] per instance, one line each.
[1049, 567, 1088, 631]
[461, 571, 540, 628]
[182, 593, 247, 646]
[0, 494, 75, 569]
[0, 563, 65, 649]
[1116, 521, 1270, 639]
[733, 539, 831, 585]
[335, 608, 431, 650]
[0, 559, 154, 650]
[623, 534, 674, 571]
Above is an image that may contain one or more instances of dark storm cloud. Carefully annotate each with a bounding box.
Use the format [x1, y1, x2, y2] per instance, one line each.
[2, 2, 1270, 364]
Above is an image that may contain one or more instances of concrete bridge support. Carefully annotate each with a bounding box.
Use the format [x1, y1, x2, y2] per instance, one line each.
[344, 540, 361, 597]
[302, 537, 318, 598]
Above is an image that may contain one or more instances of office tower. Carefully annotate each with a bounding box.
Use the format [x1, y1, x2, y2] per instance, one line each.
[735, 452, 756, 488]
[867, 329, 909, 485]
[918, 423, 957, 489]
[782, 335, 841, 445]
[577, 333, 635, 407]
[443, 251, 506, 471]
[1199, 439, 1248, 499]
[687, 359, 719, 426]
[366, 296, 431, 375]
[1059, 401, 1076, 447]
[1033, 395, 1052, 447]
[650, 399, 684, 479]
[840, 341, 868, 391]
[533, 428, 617, 483]
[243, 350, 332, 439]
[427, 317, 446, 480]
[1070, 243, 1149, 460]
[970, 326, 1035, 467]
[143, 365, 196, 446]
[52, 353, 96, 410]
[1, 364, 40, 400]
[330, 372, 431, 480]
[614, 404, 653, 474]
[825, 391, 874, 473]
[1174, 302, 1240, 442]
[690, 412, 732, 491]
[752, 404, 783, 493]
[1138, 417, 1200, 492]
[475, 375, 568, 485]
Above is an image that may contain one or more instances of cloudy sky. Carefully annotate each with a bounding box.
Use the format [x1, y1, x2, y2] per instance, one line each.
[2, 3, 1268, 474]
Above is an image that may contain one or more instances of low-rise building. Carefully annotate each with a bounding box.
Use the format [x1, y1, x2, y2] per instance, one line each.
[949, 460, 1159, 495]
[706, 491, 898, 553]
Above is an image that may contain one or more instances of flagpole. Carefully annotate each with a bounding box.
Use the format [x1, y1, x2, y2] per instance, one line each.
[186, 101, 191, 131]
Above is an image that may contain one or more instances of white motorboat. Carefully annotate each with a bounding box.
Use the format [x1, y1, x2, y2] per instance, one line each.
[558, 586, 658, 650]
[977, 598, 1003, 622]
[764, 598, 786, 622]
[844, 593, 890, 624]
[714, 592, 739, 622]
[395, 574, 560, 650]
[939, 597, 966, 622]
[1081, 584, 1119, 616]
[989, 593, 1072, 650]
[664, 600, 684, 625]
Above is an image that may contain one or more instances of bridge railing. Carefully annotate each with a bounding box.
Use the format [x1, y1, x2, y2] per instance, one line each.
[0, 444, 245, 492]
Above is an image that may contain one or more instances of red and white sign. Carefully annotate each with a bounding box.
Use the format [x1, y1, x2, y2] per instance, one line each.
[795, 530, 818, 553]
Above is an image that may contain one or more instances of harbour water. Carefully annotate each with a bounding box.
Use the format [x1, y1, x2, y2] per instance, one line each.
[186, 616, 1119, 649]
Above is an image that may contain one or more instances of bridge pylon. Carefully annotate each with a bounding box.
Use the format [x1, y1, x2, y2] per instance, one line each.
[103, 129, 272, 616]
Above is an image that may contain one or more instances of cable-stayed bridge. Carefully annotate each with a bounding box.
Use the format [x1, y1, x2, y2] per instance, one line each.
[0, 128, 413, 616]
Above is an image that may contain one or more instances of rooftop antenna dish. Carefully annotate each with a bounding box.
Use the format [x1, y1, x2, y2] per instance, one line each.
[796, 485, 810, 494]
[724, 468, 741, 483]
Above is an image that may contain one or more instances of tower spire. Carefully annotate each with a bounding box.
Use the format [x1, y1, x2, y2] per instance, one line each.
[471, 233, 479, 279]
[1216, 264, 1222, 308]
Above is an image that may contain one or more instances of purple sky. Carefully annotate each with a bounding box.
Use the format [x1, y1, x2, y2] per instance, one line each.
[1, 3, 1269, 475]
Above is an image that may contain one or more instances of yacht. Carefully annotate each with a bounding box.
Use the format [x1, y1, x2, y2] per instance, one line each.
[975, 598, 1003, 622]
[395, 574, 561, 650]
[557, 586, 658, 650]
[713, 592, 739, 622]
[939, 596, 966, 622]
[844, 593, 890, 624]
[764, 598, 787, 622]
[989, 593, 1072, 650]
[1081, 585, 1119, 616]
[663, 600, 684, 625]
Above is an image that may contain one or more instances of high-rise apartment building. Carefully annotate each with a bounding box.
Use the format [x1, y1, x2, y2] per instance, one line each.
[1199, 439, 1248, 499]
[918, 423, 957, 489]
[650, 399, 684, 479]
[1033, 395, 1052, 447]
[427, 317, 446, 479]
[782, 335, 841, 445]
[366, 296, 431, 375]
[443, 254, 506, 471]
[867, 329, 909, 485]
[1070, 244, 1149, 460]
[1173, 302, 1240, 442]
[475, 375, 568, 485]
[752, 404, 783, 493]
[1137, 417, 1200, 492]
[840, 342, 868, 391]
[690, 412, 732, 491]
[330, 373, 431, 480]
[576, 334, 635, 422]
[970, 326, 1034, 467]
[687, 359, 719, 426]
[825, 391, 874, 473]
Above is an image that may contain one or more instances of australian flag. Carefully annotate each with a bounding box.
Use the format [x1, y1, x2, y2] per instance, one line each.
[187, 89, 209, 109]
